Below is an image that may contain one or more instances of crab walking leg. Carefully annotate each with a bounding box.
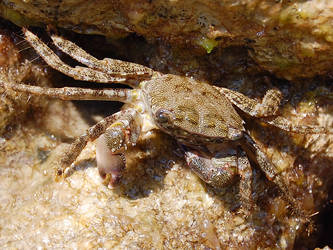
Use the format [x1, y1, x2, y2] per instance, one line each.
[1, 80, 137, 102]
[261, 116, 332, 134]
[237, 150, 253, 212]
[50, 34, 154, 78]
[60, 109, 138, 177]
[242, 133, 304, 216]
[185, 149, 254, 212]
[23, 28, 133, 86]
[185, 150, 238, 188]
[218, 86, 332, 134]
[215, 87, 282, 117]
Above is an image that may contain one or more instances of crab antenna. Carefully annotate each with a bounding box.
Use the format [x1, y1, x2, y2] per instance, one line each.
[0, 79, 136, 103]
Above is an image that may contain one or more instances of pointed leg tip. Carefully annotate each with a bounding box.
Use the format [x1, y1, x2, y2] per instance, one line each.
[22, 27, 32, 37]
[56, 168, 63, 176]
[56, 164, 72, 178]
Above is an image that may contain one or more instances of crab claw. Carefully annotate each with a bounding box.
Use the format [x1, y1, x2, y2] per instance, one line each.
[96, 134, 126, 186]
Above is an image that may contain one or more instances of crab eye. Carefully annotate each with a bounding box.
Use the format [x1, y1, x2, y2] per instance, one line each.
[155, 109, 171, 124]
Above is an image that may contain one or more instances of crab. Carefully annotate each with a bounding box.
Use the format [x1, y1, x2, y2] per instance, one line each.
[1, 28, 331, 216]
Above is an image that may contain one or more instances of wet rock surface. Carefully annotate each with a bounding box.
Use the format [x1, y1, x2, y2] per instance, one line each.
[1, 0, 333, 79]
[0, 19, 332, 249]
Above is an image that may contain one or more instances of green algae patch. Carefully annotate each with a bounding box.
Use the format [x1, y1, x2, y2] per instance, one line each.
[197, 37, 218, 54]
[0, 5, 40, 27]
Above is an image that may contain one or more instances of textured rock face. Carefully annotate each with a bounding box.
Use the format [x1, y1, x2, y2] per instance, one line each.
[1, 0, 333, 79]
[0, 9, 333, 250]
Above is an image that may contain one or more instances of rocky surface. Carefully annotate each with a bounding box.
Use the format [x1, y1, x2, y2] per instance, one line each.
[0, 19, 332, 249]
[1, 0, 333, 79]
